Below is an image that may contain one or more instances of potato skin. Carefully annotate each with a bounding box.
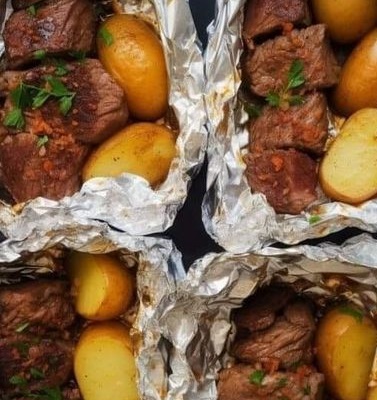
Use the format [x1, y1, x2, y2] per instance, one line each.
[311, 0, 377, 44]
[67, 252, 135, 321]
[333, 29, 377, 116]
[97, 14, 168, 121]
[319, 108, 377, 203]
[83, 123, 177, 188]
[74, 322, 139, 400]
[315, 305, 377, 400]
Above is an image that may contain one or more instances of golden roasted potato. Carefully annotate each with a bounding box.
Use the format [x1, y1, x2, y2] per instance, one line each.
[333, 29, 377, 116]
[315, 304, 377, 400]
[83, 123, 177, 188]
[311, 0, 377, 43]
[319, 108, 377, 204]
[97, 14, 168, 121]
[74, 322, 139, 400]
[67, 252, 134, 321]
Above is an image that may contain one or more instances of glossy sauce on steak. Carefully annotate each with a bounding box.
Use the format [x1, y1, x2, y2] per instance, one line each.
[4, 0, 96, 68]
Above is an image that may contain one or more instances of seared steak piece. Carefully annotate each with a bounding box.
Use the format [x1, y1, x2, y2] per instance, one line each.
[233, 301, 316, 369]
[249, 92, 329, 155]
[244, 149, 318, 214]
[12, 0, 41, 10]
[0, 132, 88, 202]
[218, 363, 324, 400]
[62, 385, 82, 400]
[1, 59, 129, 144]
[234, 285, 294, 332]
[0, 280, 75, 336]
[4, 0, 96, 68]
[243, 0, 310, 46]
[0, 335, 74, 392]
[244, 24, 339, 97]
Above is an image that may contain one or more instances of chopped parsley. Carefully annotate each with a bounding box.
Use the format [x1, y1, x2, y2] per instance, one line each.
[277, 377, 288, 388]
[28, 387, 63, 400]
[249, 369, 265, 386]
[53, 59, 69, 76]
[33, 49, 47, 60]
[308, 215, 321, 225]
[9, 375, 27, 386]
[27, 4, 37, 16]
[37, 135, 49, 148]
[30, 368, 45, 379]
[15, 321, 30, 333]
[339, 305, 364, 323]
[266, 60, 306, 109]
[98, 26, 114, 46]
[244, 103, 261, 118]
[69, 50, 87, 62]
[303, 384, 311, 395]
[3, 76, 76, 129]
[14, 341, 31, 358]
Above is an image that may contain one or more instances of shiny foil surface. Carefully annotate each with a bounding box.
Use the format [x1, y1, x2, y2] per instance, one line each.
[0, 222, 186, 399]
[158, 234, 377, 399]
[202, 0, 377, 253]
[0, 0, 206, 238]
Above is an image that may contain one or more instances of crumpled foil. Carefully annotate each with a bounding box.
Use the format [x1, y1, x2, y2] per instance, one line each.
[0, 0, 206, 238]
[0, 222, 186, 400]
[158, 233, 377, 400]
[202, 0, 377, 253]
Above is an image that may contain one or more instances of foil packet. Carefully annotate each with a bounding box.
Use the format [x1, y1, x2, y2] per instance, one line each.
[0, 222, 186, 399]
[202, 0, 377, 253]
[158, 234, 377, 399]
[0, 0, 206, 239]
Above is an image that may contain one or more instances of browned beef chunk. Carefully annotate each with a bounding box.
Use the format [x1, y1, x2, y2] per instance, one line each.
[0, 280, 75, 336]
[12, 0, 41, 10]
[1, 59, 128, 144]
[244, 25, 339, 97]
[234, 285, 294, 332]
[4, 0, 96, 68]
[233, 301, 315, 369]
[0, 335, 74, 392]
[218, 363, 324, 400]
[243, 0, 310, 46]
[244, 149, 318, 214]
[0, 132, 88, 202]
[62, 385, 82, 400]
[250, 92, 328, 155]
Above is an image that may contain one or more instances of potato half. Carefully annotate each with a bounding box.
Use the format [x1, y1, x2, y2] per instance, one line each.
[83, 122, 177, 188]
[67, 252, 134, 321]
[311, 0, 377, 44]
[74, 322, 139, 400]
[97, 14, 168, 121]
[315, 304, 377, 400]
[333, 29, 377, 116]
[319, 108, 377, 204]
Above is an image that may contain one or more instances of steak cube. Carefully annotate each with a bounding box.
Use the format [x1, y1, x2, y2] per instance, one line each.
[243, 0, 311, 46]
[244, 24, 340, 97]
[249, 92, 329, 155]
[244, 149, 318, 214]
[4, 0, 96, 68]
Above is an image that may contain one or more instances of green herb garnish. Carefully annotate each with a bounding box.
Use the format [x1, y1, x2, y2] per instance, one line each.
[37, 135, 49, 148]
[27, 4, 37, 16]
[277, 377, 288, 388]
[3, 108, 24, 129]
[266, 60, 305, 108]
[15, 321, 30, 333]
[14, 341, 31, 358]
[98, 26, 114, 46]
[9, 375, 27, 386]
[249, 370, 265, 386]
[30, 368, 45, 379]
[33, 49, 47, 60]
[244, 103, 262, 118]
[69, 50, 87, 62]
[339, 305, 364, 323]
[53, 59, 69, 76]
[308, 215, 321, 225]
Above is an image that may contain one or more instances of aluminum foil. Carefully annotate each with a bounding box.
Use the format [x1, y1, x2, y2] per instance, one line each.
[157, 233, 377, 399]
[0, 0, 206, 238]
[0, 222, 186, 400]
[202, 0, 377, 253]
